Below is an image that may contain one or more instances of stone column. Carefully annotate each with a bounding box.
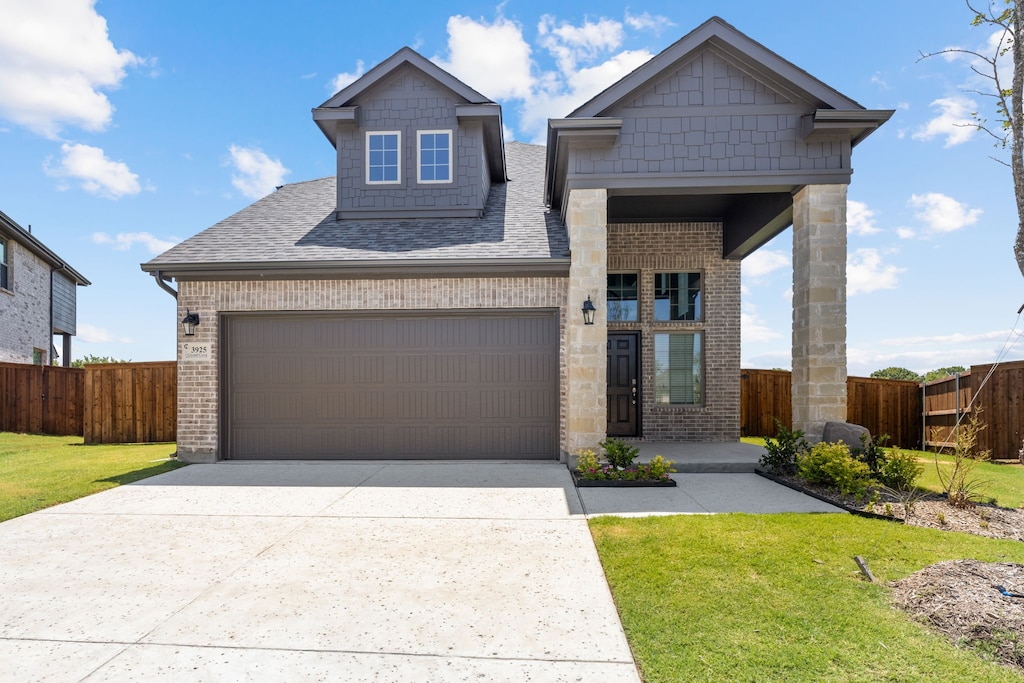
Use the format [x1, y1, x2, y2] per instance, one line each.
[564, 188, 607, 461]
[791, 184, 848, 442]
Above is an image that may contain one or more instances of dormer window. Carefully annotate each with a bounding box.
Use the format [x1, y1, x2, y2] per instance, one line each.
[418, 130, 452, 184]
[366, 131, 401, 184]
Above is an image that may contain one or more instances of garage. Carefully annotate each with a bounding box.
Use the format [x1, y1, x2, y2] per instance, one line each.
[223, 311, 560, 460]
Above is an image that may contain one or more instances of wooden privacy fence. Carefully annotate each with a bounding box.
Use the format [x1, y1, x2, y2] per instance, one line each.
[740, 369, 923, 449]
[0, 362, 84, 436]
[923, 360, 1024, 460]
[83, 362, 177, 444]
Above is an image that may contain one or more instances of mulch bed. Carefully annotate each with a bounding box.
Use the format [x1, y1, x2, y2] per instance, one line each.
[892, 560, 1024, 672]
[570, 470, 676, 487]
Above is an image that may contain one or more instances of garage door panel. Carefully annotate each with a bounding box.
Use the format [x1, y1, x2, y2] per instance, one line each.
[226, 313, 558, 460]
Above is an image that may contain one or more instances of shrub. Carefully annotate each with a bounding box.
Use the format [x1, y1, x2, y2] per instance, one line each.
[797, 441, 872, 497]
[599, 438, 640, 469]
[877, 447, 923, 491]
[646, 455, 675, 479]
[759, 421, 808, 475]
[938, 411, 992, 508]
[854, 432, 889, 475]
[575, 449, 602, 480]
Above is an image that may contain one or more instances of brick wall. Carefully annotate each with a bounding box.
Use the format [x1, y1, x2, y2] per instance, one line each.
[608, 221, 741, 441]
[175, 277, 568, 462]
[0, 240, 51, 364]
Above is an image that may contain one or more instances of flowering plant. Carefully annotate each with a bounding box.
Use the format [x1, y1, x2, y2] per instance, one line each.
[575, 449, 675, 481]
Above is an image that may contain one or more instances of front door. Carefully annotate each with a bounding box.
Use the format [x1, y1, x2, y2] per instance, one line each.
[607, 333, 639, 436]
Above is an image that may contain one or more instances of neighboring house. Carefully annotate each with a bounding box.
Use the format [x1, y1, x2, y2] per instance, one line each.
[142, 17, 891, 463]
[0, 209, 90, 367]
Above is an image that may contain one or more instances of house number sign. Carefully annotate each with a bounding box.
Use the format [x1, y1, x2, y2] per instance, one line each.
[181, 342, 212, 361]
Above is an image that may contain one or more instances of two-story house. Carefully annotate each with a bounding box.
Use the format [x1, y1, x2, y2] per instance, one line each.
[142, 17, 891, 463]
[0, 210, 89, 367]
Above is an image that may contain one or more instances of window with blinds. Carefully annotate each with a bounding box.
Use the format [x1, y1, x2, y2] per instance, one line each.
[654, 332, 702, 404]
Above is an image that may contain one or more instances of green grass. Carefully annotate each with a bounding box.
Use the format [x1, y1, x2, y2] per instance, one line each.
[0, 432, 184, 522]
[741, 437, 1024, 509]
[591, 514, 1024, 682]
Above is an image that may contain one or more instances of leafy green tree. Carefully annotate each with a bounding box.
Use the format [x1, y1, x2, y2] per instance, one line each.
[70, 354, 131, 368]
[870, 366, 923, 382]
[923, 365, 967, 382]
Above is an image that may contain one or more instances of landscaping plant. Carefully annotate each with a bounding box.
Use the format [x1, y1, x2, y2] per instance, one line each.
[758, 420, 808, 474]
[575, 442, 676, 481]
[796, 441, 873, 497]
[937, 411, 992, 508]
[599, 438, 640, 469]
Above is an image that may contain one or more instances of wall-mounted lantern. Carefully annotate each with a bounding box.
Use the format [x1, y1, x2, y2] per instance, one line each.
[581, 296, 596, 325]
[181, 310, 200, 337]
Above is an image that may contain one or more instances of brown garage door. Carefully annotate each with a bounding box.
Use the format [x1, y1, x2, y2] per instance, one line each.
[224, 312, 559, 460]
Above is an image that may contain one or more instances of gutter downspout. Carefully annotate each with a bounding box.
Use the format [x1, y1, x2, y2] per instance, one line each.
[151, 270, 178, 299]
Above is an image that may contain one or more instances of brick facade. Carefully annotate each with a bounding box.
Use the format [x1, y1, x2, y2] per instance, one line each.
[0, 240, 52, 364]
[175, 277, 568, 462]
[607, 221, 741, 441]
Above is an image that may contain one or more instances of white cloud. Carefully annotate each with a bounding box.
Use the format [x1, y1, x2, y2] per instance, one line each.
[538, 15, 624, 74]
[46, 143, 142, 198]
[434, 15, 533, 100]
[624, 11, 673, 33]
[879, 329, 1013, 347]
[912, 96, 977, 147]
[228, 145, 289, 199]
[0, 0, 141, 137]
[908, 192, 982, 233]
[435, 12, 656, 142]
[741, 305, 783, 343]
[896, 227, 916, 239]
[77, 323, 132, 344]
[847, 248, 905, 295]
[329, 60, 365, 93]
[742, 249, 790, 279]
[847, 199, 881, 235]
[91, 231, 178, 254]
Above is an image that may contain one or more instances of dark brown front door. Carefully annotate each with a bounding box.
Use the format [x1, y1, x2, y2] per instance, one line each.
[607, 333, 639, 436]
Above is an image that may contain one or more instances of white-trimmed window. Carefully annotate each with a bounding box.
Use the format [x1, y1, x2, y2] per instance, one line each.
[417, 130, 452, 183]
[0, 237, 9, 290]
[366, 131, 401, 184]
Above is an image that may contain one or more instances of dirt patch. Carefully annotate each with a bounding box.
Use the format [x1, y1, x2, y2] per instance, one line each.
[892, 560, 1024, 672]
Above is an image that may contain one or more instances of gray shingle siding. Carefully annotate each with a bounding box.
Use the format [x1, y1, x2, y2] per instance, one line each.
[576, 49, 847, 178]
[336, 68, 488, 218]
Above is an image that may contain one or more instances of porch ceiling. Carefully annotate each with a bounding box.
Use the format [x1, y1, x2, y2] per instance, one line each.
[608, 191, 793, 260]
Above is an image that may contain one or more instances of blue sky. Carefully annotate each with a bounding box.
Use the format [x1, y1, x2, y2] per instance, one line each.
[1, 0, 1022, 375]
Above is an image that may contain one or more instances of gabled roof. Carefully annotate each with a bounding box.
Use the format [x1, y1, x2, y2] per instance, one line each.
[570, 16, 864, 117]
[141, 143, 566, 280]
[0, 209, 90, 286]
[312, 46, 507, 181]
[319, 47, 493, 110]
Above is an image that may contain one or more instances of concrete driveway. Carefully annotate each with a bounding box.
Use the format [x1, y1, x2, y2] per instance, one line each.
[0, 461, 841, 681]
[1, 462, 640, 682]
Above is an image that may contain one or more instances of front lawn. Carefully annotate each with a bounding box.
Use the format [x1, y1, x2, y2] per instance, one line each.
[592, 514, 1024, 682]
[0, 432, 184, 522]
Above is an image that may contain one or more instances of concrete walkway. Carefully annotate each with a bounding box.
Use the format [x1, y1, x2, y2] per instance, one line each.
[0, 461, 842, 682]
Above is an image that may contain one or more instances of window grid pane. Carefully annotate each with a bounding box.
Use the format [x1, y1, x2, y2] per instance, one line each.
[654, 272, 702, 321]
[654, 333, 702, 405]
[419, 131, 451, 183]
[367, 133, 399, 183]
[607, 273, 638, 322]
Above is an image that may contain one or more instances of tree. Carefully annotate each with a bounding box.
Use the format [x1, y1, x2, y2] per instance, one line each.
[923, 365, 968, 382]
[69, 354, 130, 368]
[923, 1, 1024, 281]
[870, 366, 924, 382]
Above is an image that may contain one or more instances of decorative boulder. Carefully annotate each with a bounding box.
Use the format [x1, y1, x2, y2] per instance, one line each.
[822, 421, 870, 447]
